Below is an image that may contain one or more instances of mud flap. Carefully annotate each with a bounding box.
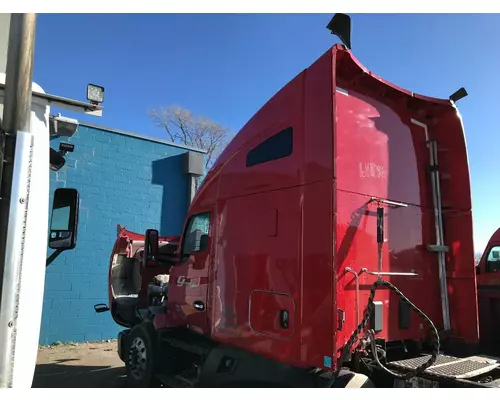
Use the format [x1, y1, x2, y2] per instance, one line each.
[117, 329, 131, 363]
[331, 370, 375, 388]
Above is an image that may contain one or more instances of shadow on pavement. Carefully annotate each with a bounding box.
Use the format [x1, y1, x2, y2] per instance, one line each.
[32, 363, 127, 388]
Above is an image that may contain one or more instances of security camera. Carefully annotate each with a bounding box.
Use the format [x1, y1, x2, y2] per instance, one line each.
[50, 147, 65, 171]
[59, 142, 75, 156]
[49, 114, 79, 137]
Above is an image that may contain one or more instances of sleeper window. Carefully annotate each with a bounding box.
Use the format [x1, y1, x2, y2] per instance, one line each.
[246, 127, 293, 167]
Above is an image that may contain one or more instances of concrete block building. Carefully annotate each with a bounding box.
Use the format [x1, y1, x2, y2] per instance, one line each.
[40, 123, 205, 345]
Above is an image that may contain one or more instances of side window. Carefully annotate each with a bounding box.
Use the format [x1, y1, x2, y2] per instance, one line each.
[246, 127, 293, 167]
[486, 246, 500, 273]
[182, 212, 211, 258]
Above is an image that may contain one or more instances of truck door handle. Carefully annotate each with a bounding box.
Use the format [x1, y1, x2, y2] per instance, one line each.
[193, 301, 205, 311]
[280, 310, 289, 329]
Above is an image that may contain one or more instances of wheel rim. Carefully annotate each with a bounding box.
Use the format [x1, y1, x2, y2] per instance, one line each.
[128, 336, 147, 380]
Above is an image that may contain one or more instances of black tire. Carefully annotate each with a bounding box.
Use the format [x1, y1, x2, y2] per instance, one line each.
[125, 323, 160, 388]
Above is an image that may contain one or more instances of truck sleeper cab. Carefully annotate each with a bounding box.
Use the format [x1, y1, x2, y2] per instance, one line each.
[107, 31, 500, 388]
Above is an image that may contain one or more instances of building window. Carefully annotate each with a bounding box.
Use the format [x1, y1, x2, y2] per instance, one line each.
[182, 212, 211, 257]
[486, 246, 500, 273]
[246, 127, 293, 167]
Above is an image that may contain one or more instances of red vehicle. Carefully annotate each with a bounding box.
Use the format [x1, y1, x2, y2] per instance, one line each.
[95, 14, 500, 388]
[476, 229, 500, 357]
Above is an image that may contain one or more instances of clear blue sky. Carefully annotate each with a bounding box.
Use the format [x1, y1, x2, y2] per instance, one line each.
[34, 13, 500, 252]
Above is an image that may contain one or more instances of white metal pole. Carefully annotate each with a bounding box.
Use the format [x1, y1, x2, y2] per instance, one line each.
[0, 13, 37, 388]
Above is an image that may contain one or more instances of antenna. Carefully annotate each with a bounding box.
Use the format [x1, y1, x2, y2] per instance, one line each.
[449, 87, 468, 103]
[326, 13, 352, 49]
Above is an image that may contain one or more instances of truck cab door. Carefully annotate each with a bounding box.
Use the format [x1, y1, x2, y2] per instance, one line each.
[168, 211, 212, 335]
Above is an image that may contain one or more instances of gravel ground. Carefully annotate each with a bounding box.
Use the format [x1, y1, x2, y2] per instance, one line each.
[32, 340, 126, 388]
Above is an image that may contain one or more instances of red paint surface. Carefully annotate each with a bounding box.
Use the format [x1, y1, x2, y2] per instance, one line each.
[249, 291, 295, 339]
[114, 45, 480, 370]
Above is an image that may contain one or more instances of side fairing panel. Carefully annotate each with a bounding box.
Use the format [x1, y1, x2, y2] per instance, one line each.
[300, 180, 334, 368]
[333, 41, 479, 347]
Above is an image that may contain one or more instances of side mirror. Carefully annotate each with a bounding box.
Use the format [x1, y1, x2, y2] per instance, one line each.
[143, 229, 159, 267]
[48, 188, 79, 250]
[191, 235, 209, 271]
[200, 234, 209, 252]
[476, 265, 480, 275]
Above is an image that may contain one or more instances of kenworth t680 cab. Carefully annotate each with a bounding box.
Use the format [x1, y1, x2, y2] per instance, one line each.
[97, 14, 500, 388]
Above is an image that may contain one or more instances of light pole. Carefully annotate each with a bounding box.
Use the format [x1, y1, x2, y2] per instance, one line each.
[0, 13, 37, 388]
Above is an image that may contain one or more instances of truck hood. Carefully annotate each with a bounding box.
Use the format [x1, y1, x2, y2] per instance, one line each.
[108, 224, 179, 327]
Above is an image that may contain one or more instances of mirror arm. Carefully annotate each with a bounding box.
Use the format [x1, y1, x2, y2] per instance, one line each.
[46, 249, 65, 267]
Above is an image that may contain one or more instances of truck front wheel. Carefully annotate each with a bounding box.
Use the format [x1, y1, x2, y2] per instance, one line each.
[125, 323, 159, 387]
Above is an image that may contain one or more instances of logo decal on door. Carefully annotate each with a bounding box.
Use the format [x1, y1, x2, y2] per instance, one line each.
[176, 276, 199, 288]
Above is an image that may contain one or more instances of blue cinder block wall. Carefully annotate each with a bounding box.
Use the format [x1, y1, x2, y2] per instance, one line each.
[40, 123, 205, 345]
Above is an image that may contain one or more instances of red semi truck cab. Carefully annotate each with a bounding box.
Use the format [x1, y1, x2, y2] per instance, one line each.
[158, 43, 479, 364]
[476, 229, 500, 355]
[100, 15, 500, 388]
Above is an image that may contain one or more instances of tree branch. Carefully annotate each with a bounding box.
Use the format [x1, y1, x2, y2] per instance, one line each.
[148, 105, 230, 170]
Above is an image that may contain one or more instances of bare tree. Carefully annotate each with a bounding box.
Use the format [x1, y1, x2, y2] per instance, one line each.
[148, 105, 229, 170]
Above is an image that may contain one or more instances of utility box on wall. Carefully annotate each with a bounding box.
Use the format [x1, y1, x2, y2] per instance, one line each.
[183, 150, 205, 177]
[40, 123, 205, 345]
